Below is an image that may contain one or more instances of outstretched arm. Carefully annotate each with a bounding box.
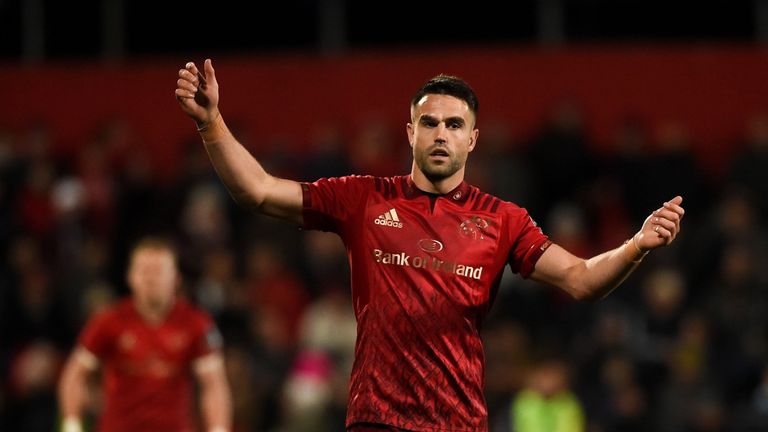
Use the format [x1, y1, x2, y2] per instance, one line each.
[175, 59, 303, 223]
[530, 196, 685, 301]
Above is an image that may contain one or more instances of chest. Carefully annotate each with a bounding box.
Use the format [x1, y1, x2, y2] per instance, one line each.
[109, 320, 195, 376]
[362, 197, 506, 279]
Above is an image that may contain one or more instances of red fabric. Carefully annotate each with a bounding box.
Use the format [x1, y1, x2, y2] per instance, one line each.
[302, 175, 549, 431]
[6, 48, 767, 180]
[348, 423, 411, 431]
[79, 298, 220, 432]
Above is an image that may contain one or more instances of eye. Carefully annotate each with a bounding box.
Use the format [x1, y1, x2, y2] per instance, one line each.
[421, 118, 438, 128]
[447, 120, 462, 129]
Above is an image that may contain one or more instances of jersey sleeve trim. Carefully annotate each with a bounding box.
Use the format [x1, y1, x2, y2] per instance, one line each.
[300, 182, 335, 232]
[301, 182, 312, 208]
[193, 352, 223, 374]
[74, 346, 100, 370]
[519, 239, 553, 278]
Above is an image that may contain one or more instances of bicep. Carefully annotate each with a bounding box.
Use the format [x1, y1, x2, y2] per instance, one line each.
[528, 243, 584, 293]
[193, 352, 227, 387]
[258, 176, 304, 224]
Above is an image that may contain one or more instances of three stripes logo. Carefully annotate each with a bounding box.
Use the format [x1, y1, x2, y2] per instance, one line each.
[374, 208, 403, 228]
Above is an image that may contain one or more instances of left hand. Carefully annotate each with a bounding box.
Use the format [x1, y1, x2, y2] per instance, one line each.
[635, 195, 685, 251]
[175, 59, 220, 129]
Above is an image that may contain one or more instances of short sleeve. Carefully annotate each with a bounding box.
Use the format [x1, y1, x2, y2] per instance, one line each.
[507, 210, 552, 279]
[191, 316, 223, 360]
[301, 176, 373, 233]
[78, 311, 114, 360]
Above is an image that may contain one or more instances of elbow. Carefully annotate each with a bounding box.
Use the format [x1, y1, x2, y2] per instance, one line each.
[567, 282, 595, 302]
[230, 176, 275, 212]
[562, 262, 617, 302]
[574, 288, 605, 302]
[564, 277, 611, 302]
[230, 190, 262, 212]
[571, 281, 617, 302]
[558, 265, 594, 302]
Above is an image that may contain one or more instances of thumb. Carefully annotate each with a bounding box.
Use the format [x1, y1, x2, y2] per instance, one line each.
[204, 58, 217, 86]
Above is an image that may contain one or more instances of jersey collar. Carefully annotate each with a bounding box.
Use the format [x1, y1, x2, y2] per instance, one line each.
[404, 175, 471, 204]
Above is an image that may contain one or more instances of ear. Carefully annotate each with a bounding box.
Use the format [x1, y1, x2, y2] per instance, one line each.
[468, 128, 479, 152]
[406, 122, 414, 147]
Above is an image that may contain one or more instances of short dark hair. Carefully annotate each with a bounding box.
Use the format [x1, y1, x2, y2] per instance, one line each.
[411, 74, 479, 116]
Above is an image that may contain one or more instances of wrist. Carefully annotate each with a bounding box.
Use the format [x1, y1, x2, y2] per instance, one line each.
[197, 111, 224, 142]
[61, 417, 83, 432]
[624, 235, 649, 263]
[208, 427, 229, 432]
[632, 233, 650, 253]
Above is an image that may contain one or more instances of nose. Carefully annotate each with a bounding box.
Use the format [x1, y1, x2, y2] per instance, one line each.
[434, 122, 447, 143]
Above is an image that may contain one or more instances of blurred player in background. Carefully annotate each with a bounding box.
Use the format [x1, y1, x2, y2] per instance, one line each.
[175, 59, 684, 431]
[57, 236, 231, 432]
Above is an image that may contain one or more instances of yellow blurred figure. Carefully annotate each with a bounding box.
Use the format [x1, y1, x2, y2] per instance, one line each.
[511, 360, 585, 432]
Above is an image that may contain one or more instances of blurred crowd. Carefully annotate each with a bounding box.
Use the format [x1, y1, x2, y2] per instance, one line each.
[1, 99, 767, 432]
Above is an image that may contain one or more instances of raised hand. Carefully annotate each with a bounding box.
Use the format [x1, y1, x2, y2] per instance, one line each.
[635, 195, 685, 251]
[175, 59, 220, 129]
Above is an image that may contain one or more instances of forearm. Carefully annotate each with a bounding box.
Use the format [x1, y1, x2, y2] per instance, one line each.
[532, 197, 684, 301]
[199, 113, 272, 209]
[199, 113, 303, 222]
[58, 356, 92, 431]
[572, 237, 647, 300]
[195, 354, 232, 432]
[59, 382, 87, 422]
[532, 237, 648, 301]
[201, 380, 232, 432]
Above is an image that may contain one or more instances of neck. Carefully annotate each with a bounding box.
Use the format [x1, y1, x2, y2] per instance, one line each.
[410, 163, 465, 194]
[134, 298, 173, 324]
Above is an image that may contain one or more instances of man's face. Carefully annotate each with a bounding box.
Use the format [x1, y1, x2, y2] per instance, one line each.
[128, 247, 178, 309]
[408, 94, 478, 182]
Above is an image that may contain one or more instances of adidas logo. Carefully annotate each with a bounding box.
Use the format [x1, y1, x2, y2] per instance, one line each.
[374, 208, 403, 228]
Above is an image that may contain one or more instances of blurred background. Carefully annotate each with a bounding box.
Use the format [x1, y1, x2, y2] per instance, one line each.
[2, 0, 768, 431]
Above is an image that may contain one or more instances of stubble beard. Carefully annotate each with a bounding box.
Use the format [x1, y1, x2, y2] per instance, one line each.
[415, 150, 463, 183]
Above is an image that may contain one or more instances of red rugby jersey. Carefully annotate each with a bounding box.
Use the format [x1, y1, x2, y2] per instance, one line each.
[79, 298, 221, 432]
[302, 175, 551, 431]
